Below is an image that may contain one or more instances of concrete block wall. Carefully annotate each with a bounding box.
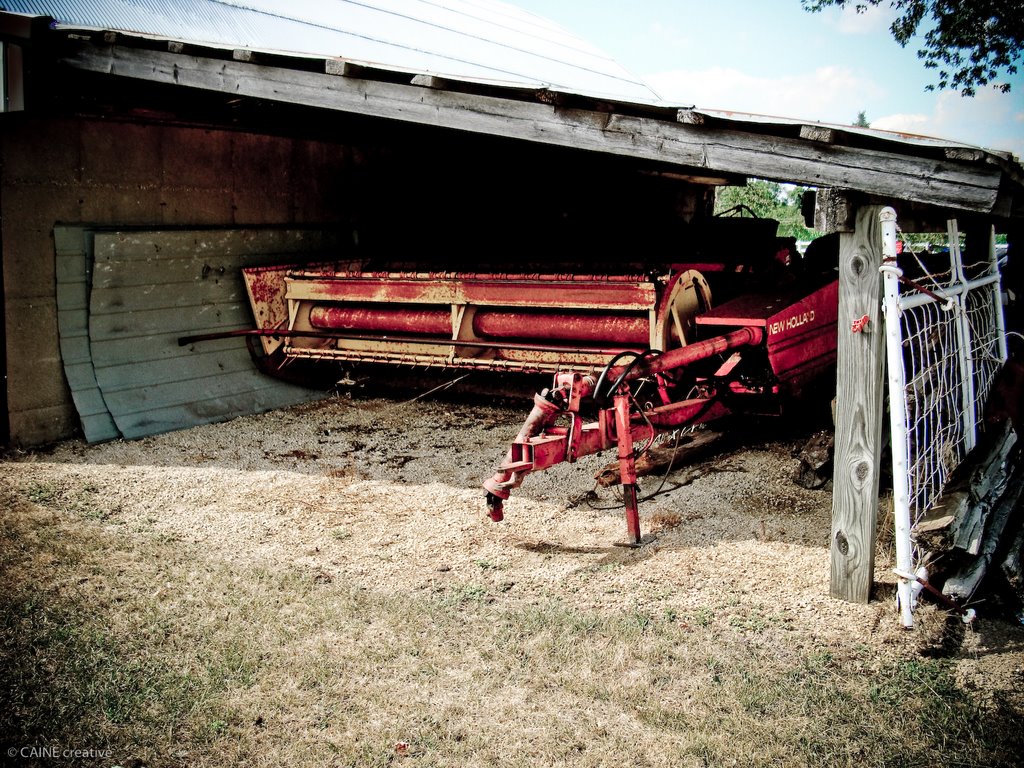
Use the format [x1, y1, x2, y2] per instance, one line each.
[0, 114, 356, 445]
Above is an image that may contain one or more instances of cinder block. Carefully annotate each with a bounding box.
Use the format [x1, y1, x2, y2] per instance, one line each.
[232, 132, 293, 198]
[2, 226, 57, 300]
[293, 138, 350, 179]
[6, 354, 73, 415]
[7, 403, 78, 447]
[6, 356, 73, 420]
[161, 126, 233, 189]
[286, 139, 351, 224]
[160, 186, 234, 226]
[79, 185, 163, 225]
[5, 297, 72, 413]
[1, 182, 82, 232]
[0, 116, 81, 185]
[81, 120, 163, 186]
[232, 190, 294, 225]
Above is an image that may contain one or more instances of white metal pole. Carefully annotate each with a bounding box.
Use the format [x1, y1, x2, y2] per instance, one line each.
[990, 225, 1009, 362]
[879, 207, 915, 627]
[948, 220, 978, 451]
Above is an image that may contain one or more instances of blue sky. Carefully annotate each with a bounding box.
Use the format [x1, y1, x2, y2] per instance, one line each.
[510, 0, 1024, 157]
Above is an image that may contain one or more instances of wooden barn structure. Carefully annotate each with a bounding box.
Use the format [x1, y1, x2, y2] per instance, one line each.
[1, 1, 1022, 605]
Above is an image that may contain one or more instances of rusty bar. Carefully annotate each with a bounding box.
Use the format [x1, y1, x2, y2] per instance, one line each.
[178, 327, 643, 357]
[642, 398, 731, 429]
[612, 326, 764, 381]
[307, 304, 650, 345]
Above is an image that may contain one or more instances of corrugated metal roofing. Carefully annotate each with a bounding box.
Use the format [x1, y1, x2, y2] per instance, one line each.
[692, 108, 991, 153]
[3, 0, 662, 102]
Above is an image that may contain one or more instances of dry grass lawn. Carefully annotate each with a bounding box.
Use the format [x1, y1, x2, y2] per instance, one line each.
[2, 394, 1023, 767]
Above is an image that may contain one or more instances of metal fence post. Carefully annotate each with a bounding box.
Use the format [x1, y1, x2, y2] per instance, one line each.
[948, 222, 978, 452]
[878, 207, 915, 627]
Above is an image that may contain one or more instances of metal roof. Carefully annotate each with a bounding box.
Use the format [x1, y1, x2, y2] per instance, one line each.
[2, 0, 662, 102]
[4, 0, 1021, 202]
[691, 108, 1001, 154]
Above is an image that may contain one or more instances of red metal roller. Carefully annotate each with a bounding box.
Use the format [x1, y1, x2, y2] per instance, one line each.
[472, 310, 649, 345]
[243, 265, 713, 373]
[308, 305, 451, 335]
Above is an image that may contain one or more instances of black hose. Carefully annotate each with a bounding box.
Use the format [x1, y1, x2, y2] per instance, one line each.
[593, 349, 662, 406]
[592, 351, 642, 406]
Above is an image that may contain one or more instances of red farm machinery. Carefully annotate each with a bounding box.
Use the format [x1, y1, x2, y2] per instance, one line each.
[189, 216, 841, 544]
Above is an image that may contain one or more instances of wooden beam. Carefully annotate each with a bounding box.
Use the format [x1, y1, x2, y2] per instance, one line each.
[676, 109, 705, 126]
[799, 124, 837, 144]
[324, 59, 360, 77]
[945, 147, 986, 162]
[814, 188, 858, 233]
[637, 170, 740, 185]
[60, 43, 1007, 215]
[410, 74, 447, 89]
[830, 205, 887, 603]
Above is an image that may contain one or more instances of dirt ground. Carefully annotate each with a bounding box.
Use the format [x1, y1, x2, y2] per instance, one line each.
[3, 391, 1023, 765]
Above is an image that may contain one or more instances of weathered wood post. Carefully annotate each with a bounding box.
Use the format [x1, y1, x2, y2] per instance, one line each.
[830, 204, 887, 602]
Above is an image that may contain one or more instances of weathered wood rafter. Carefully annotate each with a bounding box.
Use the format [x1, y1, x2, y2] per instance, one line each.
[61, 42, 1009, 215]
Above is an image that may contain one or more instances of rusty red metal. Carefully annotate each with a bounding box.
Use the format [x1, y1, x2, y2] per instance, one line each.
[695, 279, 838, 398]
[242, 264, 293, 355]
[612, 326, 764, 381]
[231, 220, 849, 547]
[473, 310, 649, 345]
[287, 272, 656, 310]
[613, 389, 642, 545]
[309, 305, 452, 335]
[252, 266, 703, 373]
[235, 259, 722, 375]
[483, 392, 564, 503]
[482, 275, 838, 544]
[307, 304, 651, 345]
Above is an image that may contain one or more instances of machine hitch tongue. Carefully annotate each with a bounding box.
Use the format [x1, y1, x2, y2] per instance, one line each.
[481, 388, 567, 519]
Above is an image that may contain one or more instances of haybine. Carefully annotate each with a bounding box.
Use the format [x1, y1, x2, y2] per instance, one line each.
[183, 219, 839, 544]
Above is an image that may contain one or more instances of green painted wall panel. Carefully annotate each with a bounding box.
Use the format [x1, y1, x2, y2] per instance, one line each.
[86, 228, 338, 440]
[95, 347, 256, 393]
[112, 382, 324, 440]
[54, 225, 119, 443]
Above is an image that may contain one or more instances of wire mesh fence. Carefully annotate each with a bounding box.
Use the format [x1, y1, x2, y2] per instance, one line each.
[881, 215, 1006, 626]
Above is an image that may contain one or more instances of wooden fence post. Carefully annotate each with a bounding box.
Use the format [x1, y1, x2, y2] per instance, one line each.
[831, 205, 886, 602]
